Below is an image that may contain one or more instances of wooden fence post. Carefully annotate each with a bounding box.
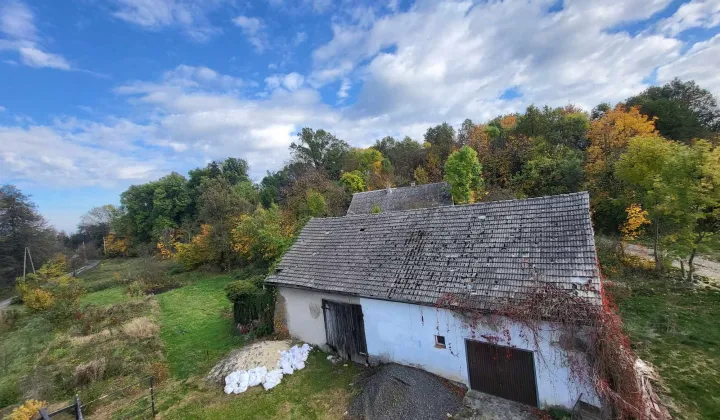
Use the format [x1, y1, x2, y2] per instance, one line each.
[150, 376, 156, 418]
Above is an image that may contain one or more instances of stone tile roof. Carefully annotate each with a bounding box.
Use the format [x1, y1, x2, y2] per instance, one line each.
[267, 192, 601, 310]
[346, 182, 453, 215]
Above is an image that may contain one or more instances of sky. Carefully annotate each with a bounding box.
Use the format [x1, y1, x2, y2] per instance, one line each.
[1, 0, 720, 232]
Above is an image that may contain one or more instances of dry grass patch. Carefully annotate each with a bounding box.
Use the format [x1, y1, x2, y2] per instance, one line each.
[122, 317, 160, 340]
[73, 358, 107, 387]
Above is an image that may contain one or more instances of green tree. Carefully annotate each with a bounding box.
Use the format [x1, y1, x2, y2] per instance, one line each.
[513, 141, 585, 197]
[616, 137, 720, 280]
[625, 78, 720, 142]
[120, 172, 190, 242]
[197, 178, 255, 270]
[232, 205, 293, 266]
[444, 146, 485, 204]
[374, 136, 425, 185]
[340, 171, 366, 193]
[290, 128, 350, 179]
[424, 122, 457, 163]
[413, 167, 429, 185]
[306, 190, 328, 217]
[0, 185, 60, 287]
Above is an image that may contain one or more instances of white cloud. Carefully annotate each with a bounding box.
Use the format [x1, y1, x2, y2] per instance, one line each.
[0, 0, 36, 41]
[232, 15, 270, 52]
[337, 78, 351, 101]
[0, 1, 72, 70]
[310, 0, 682, 123]
[657, 34, 720, 96]
[659, 0, 720, 36]
[0, 125, 164, 187]
[111, 0, 225, 41]
[282, 72, 305, 91]
[18, 47, 70, 69]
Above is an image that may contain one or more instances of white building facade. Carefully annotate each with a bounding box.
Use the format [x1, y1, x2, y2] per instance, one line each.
[276, 286, 600, 410]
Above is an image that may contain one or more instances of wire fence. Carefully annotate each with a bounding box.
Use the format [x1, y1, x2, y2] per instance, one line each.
[39, 376, 157, 420]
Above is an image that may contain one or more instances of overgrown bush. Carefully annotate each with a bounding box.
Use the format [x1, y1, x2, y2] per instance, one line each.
[6, 399, 46, 420]
[224, 280, 275, 332]
[23, 288, 54, 311]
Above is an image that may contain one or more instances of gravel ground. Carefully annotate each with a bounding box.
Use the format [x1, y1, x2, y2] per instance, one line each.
[454, 390, 537, 420]
[348, 364, 464, 420]
[206, 339, 291, 383]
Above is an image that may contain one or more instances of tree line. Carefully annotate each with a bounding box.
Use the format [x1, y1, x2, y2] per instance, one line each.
[1, 78, 719, 287]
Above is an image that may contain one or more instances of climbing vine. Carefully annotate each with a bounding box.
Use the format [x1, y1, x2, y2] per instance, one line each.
[435, 281, 647, 419]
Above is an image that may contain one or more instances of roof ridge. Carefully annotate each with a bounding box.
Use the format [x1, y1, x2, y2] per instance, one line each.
[349, 181, 449, 196]
[324, 191, 589, 221]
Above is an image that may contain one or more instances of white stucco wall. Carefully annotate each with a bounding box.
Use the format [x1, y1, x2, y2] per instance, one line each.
[276, 286, 599, 409]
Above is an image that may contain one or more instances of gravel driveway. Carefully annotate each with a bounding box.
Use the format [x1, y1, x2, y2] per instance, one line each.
[624, 243, 720, 281]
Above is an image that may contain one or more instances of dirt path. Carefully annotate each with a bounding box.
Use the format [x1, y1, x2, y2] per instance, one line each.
[0, 297, 12, 310]
[624, 243, 720, 280]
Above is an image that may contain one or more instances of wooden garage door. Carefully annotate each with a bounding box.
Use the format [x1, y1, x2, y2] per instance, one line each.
[465, 340, 538, 406]
[322, 300, 367, 364]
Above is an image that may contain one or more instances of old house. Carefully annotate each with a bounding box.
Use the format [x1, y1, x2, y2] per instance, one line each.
[267, 192, 602, 410]
[346, 181, 453, 214]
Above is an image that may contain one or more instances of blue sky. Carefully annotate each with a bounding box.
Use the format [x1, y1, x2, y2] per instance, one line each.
[1, 0, 719, 232]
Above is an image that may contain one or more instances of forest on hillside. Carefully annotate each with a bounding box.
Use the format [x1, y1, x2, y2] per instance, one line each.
[2, 78, 719, 288]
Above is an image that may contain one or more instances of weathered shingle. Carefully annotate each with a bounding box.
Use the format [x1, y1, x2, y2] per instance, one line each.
[267, 192, 601, 311]
[346, 182, 453, 215]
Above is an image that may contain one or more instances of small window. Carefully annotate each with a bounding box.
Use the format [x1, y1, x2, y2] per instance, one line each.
[435, 335, 446, 348]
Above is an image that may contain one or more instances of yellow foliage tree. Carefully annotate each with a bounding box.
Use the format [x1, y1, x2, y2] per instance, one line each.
[173, 224, 215, 270]
[620, 204, 650, 240]
[23, 288, 54, 311]
[104, 233, 129, 257]
[7, 400, 47, 420]
[37, 253, 67, 280]
[586, 105, 658, 197]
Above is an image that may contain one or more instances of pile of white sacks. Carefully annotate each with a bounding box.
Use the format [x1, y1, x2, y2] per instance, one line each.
[224, 343, 311, 394]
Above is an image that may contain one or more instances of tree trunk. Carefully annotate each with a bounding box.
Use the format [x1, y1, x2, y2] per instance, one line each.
[653, 221, 661, 273]
[687, 248, 697, 283]
[679, 260, 685, 279]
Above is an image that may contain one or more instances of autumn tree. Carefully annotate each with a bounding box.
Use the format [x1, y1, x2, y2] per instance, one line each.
[424, 123, 457, 166]
[585, 105, 658, 232]
[78, 205, 119, 248]
[444, 146, 485, 204]
[196, 177, 256, 270]
[232, 205, 294, 266]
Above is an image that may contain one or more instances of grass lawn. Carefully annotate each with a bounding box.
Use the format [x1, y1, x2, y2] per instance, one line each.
[600, 242, 720, 420]
[80, 286, 133, 307]
[156, 272, 243, 379]
[161, 350, 363, 420]
[614, 278, 720, 419]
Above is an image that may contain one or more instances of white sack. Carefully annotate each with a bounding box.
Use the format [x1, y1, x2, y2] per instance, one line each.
[263, 369, 283, 390]
[247, 366, 267, 387]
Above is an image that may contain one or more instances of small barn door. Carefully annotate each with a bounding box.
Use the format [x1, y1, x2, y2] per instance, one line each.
[322, 300, 367, 363]
[465, 340, 538, 407]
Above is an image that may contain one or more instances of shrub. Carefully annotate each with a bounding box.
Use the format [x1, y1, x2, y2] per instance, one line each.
[225, 280, 275, 329]
[36, 254, 68, 281]
[73, 358, 107, 387]
[126, 281, 145, 297]
[23, 288, 54, 311]
[6, 399, 46, 420]
[0, 308, 20, 330]
[150, 362, 170, 383]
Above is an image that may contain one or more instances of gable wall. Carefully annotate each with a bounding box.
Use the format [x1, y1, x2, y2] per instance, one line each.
[276, 286, 599, 409]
